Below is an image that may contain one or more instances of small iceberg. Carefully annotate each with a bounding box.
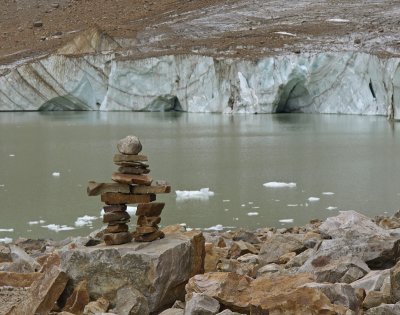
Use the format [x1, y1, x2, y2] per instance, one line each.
[176, 188, 215, 201]
[75, 215, 98, 227]
[52, 172, 61, 177]
[247, 212, 259, 216]
[279, 219, 294, 223]
[322, 192, 335, 195]
[0, 237, 12, 244]
[204, 224, 224, 231]
[308, 197, 320, 202]
[287, 204, 298, 207]
[275, 31, 296, 37]
[42, 224, 75, 232]
[263, 182, 296, 188]
[326, 206, 338, 211]
[0, 228, 14, 232]
[28, 220, 45, 225]
[326, 18, 350, 23]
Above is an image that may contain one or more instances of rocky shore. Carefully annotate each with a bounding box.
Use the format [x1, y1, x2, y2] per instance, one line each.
[2, 210, 400, 314]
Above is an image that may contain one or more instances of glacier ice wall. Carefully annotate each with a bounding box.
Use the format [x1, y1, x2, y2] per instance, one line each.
[1, 52, 400, 118]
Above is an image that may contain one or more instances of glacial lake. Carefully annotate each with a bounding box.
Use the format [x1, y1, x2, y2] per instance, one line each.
[1, 112, 400, 241]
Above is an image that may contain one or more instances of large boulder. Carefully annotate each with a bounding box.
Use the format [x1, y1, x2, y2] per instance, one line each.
[259, 234, 306, 265]
[186, 272, 350, 314]
[319, 210, 390, 239]
[60, 231, 205, 313]
[351, 269, 390, 293]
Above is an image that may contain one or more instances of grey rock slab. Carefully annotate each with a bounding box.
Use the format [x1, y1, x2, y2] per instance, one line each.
[60, 232, 204, 313]
[302, 282, 361, 312]
[216, 310, 244, 315]
[319, 210, 390, 239]
[300, 254, 370, 283]
[184, 292, 220, 315]
[111, 286, 149, 315]
[300, 236, 400, 270]
[351, 269, 390, 293]
[365, 302, 400, 315]
[158, 309, 184, 315]
[259, 234, 306, 265]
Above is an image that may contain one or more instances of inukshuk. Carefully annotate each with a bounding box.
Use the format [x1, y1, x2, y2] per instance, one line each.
[87, 135, 170, 245]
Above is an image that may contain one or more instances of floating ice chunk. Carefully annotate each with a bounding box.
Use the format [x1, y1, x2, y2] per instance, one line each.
[275, 31, 296, 37]
[222, 199, 230, 202]
[52, 172, 60, 177]
[75, 215, 98, 227]
[42, 224, 75, 232]
[186, 228, 193, 231]
[326, 206, 338, 210]
[287, 204, 298, 207]
[9, 154, 15, 157]
[326, 18, 350, 23]
[0, 184, 4, 187]
[204, 224, 224, 231]
[180, 223, 187, 227]
[252, 206, 260, 209]
[224, 209, 229, 211]
[247, 212, 259, 216]
[248, 202, 254, 205]
[126, 206, 137, 216]
[241, 204, 246, 207]
[322, 192, 335, 195]
[0, 237, 12, 244]
[175, 188, 215, 201]
[263, 182, 296, 188]
[28, 221, 40, 225]
[279, 219, 294, 223]
[0, 228, 14, 232]
[308, 197, 320, 202]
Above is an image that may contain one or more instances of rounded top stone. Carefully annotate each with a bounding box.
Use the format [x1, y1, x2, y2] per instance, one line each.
[117, 135, 142, 155]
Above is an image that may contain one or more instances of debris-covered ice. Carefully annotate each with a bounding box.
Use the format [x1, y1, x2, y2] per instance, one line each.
[176, 188, 215, 201]
[263, 182, 296, 188]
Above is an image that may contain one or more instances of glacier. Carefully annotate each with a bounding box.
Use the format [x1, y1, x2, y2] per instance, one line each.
[1, 52, 399, 118]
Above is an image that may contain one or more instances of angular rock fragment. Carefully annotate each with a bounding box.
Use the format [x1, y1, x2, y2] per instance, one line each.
[102, 211, 130, 223]
[137, 215, 161, 226]
[112, 173, 152, 185]
[101, 192, 155, 205]
[63, 279, 90, 314]
[118, 165, 150, 175]
[87, 181, 131, 196]
[105, 223, 129, 233]
[103, 232, 132, 245]
[184, 292, 220, 315]
[113, 154, 148, 163]
[136, 202, 165, 216]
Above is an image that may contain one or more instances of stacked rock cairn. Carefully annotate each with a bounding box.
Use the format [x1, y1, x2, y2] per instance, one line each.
[87, 135, 171, 245]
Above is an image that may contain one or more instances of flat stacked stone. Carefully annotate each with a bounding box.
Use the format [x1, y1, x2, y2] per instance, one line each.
[87, 135, 171, 245]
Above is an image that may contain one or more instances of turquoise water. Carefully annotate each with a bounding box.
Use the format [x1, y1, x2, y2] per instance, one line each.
[0, 112, 399, 241]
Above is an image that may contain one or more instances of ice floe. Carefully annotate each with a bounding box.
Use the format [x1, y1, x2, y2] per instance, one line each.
[326, 206, 338, 210]
[28, 220, 45, 225]
[263, 182, 296, 188]
[175, 188, 215, 201]
[252, 206, 260, 209]
[279, 219, 294, 223]
[222, 199, 230, 202]
[322, 192, 335, 195]
[326, 18, 350, 23]
[42, 224, 75, 232]
[75, 215, 98, 227]
[247, 212, 259, 216]
[287, 204, 298, 207]
[204, 224, 224, 231]
[0, 237, 12, 244]
[9, 154, 15, 157]
[52, 172, 61, 177]
[308, 197, 320, 202]
[0, 228, 14, 232]
[275, 31, 296, 37]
